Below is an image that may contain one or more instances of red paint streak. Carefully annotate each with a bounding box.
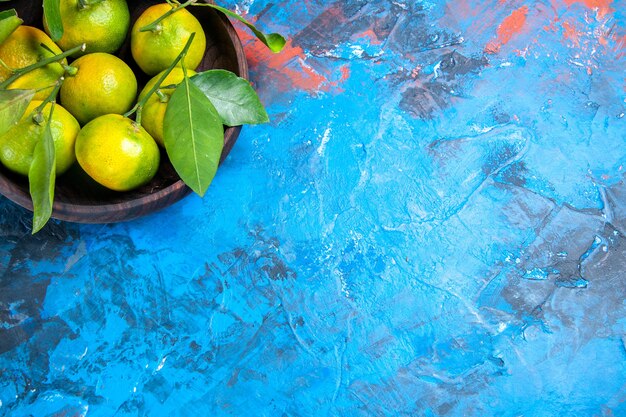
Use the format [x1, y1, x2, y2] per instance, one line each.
[514, 48, 525, 57]
[339, 65, 350, 83]
[543, 16, 560, 33]
[354, 29, 382, 45]
[484, 40, 502, 54]
[236, 28, 351, 94]
[238, 29, 329, 92]
[497, 6, 530, 44]
[562, 21, 581, 46]
[328, 65, 352, 94]
[563, 0, 614, 18]
[484, 6, 529, 54]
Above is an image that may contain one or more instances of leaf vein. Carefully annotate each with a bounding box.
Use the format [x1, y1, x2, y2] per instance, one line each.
[184, 79, 202, 192]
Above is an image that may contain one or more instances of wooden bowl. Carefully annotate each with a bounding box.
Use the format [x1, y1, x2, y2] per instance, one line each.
[0, 0, 248, 223]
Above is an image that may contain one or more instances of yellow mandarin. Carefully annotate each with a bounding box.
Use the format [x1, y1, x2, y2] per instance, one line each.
[0, 101, 80, 176]
[138, 67, 197, 146]
[75, 114, 160, 192]
[60, 52, 137, 125]
[0, 26, 66, 100]
[131, 3, 206, 75]
[45, 0, 130, 56]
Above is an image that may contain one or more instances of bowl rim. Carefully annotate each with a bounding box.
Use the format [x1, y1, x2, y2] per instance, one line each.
[0, 2, 249, 224]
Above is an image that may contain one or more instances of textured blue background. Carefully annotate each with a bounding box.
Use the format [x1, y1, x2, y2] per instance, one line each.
[1, 0, 626, 416]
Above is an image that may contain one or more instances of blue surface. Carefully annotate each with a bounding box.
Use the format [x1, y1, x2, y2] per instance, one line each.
[2, 0, 626, 415]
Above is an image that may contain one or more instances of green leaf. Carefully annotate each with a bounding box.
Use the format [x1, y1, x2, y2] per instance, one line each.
[0, 89, 35, 136]
[0, 9, 22, 45]
[206, 4, 286, 53]
[43, 0, 63, 42]
[191, 70, 269, 127]
[163, 74, 224, 197]
[28, 104, 56, 234]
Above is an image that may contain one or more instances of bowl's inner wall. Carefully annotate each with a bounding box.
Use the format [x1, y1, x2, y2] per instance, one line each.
[0, 0, 242, 208]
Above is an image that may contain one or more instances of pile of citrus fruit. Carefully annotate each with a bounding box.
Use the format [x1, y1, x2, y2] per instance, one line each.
[0, 0, 284, 232]
[0, 0, 209, 192]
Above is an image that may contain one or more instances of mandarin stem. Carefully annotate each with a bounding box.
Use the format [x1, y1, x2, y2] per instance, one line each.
[38, 43, 79, 76]
[34, 79, 63, 113]
[135, 105, 144, 126]
[62, 64, 78, 76]
[124, 33, 196, 121]
[34, 84, 57, 94]
[39, 42, 57, 55]
[139, 0, 196, 32]
[181, 50, 188, 78]
[77, 0, 104, 9]
[155, 90, 169, 103]
[0, 44, 85, 90]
